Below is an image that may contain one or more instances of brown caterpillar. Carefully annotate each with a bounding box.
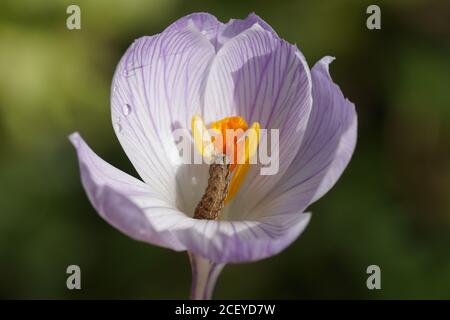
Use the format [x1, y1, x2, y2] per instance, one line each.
[193, 156, 231, 220]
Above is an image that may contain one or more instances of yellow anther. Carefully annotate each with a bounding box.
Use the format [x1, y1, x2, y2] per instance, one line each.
[225, 122, 260, 203]
[192, 115, 215, 160]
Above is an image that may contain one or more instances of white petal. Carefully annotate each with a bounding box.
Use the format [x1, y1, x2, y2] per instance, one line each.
[257, 56, 357, 216]
[69, 132, 187, 250]
[203, 25, 313, 219]
[111, 26, 216, 205]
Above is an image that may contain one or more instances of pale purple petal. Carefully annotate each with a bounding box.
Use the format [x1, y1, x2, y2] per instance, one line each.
[111, 25, 216, 204]
[218, 12, 278, 46]
[165, 12, 223, 50]
[203, 24, 312, 219]
[166, 12, 277, 51]
[174, 212, 311, 263]
[255, 56, 357, 216]
[69, 132, 187, 250]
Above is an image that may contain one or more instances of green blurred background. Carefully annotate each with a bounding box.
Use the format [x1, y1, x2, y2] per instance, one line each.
[1, 0, 449, 299]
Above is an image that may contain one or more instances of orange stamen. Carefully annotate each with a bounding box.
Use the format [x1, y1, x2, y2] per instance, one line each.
[192, 115, 260, 204]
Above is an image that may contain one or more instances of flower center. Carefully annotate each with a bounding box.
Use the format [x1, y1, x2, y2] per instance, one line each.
[191, 115, 260, 219]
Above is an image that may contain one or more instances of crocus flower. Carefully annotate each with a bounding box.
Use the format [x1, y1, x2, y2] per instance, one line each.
[70, 12, 357, 299]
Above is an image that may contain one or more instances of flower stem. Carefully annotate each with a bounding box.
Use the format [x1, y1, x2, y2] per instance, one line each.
[188, 252, 225, 300]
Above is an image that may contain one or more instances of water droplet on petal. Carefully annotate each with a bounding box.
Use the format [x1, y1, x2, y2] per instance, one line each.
[122, 104, 131, 116]
[114, 122, 122, 133]
[113, 85, 117, 93]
